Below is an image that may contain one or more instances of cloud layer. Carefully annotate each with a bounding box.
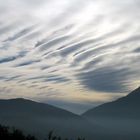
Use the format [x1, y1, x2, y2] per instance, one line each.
[0, 0, 140, 113]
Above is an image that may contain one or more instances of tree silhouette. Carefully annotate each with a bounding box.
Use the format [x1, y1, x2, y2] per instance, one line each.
[26, 135, 37, 140]
[0, 124, 86, 140]
[0, 124, 37, 140]
[48, 131, 53, 140]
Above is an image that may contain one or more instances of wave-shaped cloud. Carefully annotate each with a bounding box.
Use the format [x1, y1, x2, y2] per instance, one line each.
[0, 0, 140, 113]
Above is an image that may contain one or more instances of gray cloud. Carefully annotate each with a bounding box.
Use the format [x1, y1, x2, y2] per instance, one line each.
[77, 67, 131, 93]
[43, 76, 70, 83]
[3, 25, 36, 42]
[15, 60, 40, 67]
[0, 52, 26, 64]
[37, 36, 70, 52]
[133, 47, 140, 53]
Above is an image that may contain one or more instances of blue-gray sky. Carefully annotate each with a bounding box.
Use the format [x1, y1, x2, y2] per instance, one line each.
[0, 0, 140, 114]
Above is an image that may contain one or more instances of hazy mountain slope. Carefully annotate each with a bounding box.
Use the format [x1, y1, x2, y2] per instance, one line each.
[0, 98, 96, 140]
[82, 87, 140, 139]
[83, 87, 140, 119]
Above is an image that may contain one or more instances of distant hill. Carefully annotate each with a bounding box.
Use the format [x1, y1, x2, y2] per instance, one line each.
[0, 98, 95, 140]
[82, 87, 140, 139]
[83, 87, 140, 119]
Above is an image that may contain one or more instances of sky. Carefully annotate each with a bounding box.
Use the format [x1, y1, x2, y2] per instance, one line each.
[0, 0, 140, 114]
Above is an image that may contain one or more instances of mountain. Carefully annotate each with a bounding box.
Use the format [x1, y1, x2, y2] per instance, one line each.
[83, 86, 140, 119]
[1, 87, 140, 140]
[82, 87, 140, 139]
[0, 98, 95, 140]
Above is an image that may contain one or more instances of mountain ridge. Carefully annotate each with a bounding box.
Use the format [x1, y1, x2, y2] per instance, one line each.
[82, 86, 140, 119]
[0, 98, 79, 118]
[0, 97, 97, 140]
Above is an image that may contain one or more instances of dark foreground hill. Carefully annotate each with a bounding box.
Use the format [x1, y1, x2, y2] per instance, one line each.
[0, 98, 96, 140]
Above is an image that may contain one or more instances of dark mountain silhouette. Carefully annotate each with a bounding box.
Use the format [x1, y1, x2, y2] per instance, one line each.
[0, 98, 96, 140]
[82, 87, 140, 139]
[83, 86, 140, 119]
